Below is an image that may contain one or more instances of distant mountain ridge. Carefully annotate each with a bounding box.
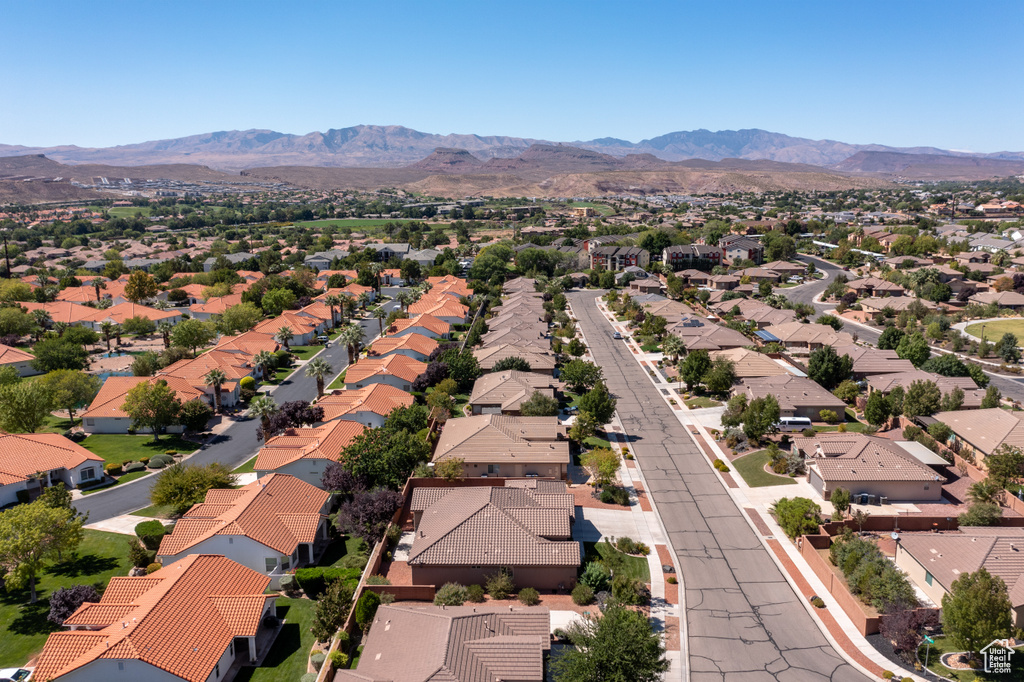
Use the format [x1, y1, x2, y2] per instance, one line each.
[3, 125, 1023, 172]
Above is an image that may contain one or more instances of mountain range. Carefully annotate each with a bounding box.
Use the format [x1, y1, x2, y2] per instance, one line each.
[4, 125, 1024, 172]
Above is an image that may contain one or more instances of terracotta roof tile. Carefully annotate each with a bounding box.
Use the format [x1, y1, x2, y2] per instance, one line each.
[346, 355, 426, 385]
[317, 385, 414, 422]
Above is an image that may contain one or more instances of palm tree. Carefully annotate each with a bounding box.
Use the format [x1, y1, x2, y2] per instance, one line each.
[324, 294, 342, 329]
[369, 262, 384, 292]
[967, 480, 1001, 506]
[662, 334, 684, 366]
[396, 290, 414, 312]
[90, 279, 105, 302]
[253, 350, 275, 382]
[157, 321, 173, 349]
[152, 299, 169, 311]
[357, 292, 370, 311]
[249, 394, 278, 433]
[341, 323, 364, 365]
[100, 321, 115, 352]
[342, 297, 357, 324]
[374, 307, 388, 337]
[53, 321, 70, 338]
[31, 309, 51, 342]
[114, 324, 123, 346]
[274, 325, 294, 350]
[305, 358, 334, 398]
[204, 368, 227, 414]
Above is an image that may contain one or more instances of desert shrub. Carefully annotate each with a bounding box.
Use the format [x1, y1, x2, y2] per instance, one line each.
[801, 428, 816, 437]
[611, 574, 647, 605]
[819, 409, 840, 424]
[127, 539, 150, 568]
[599, 485, 630, 506]
[811, 597, 825, 608]
[615, 537, 639, 554]
[123, 461, 146, 473]
[104, 462, 123, 475]
[518, 587, 540, 605]
[466, 584, 485, 603]
[336, 630, 350, 647]
[485, 569, 515, 600]
[828, 534, 917, 612]
[354, 590, 381, 630]
[146, 563, 162, 574]
[311, 653, 327, 671]
[164, 450, 178, 456]
[379, 592, 395, 604]
[770, 497, 821, 540]
[666, 576, 678, 584]
[328, 651, 349, 669]
[434, 582, 468, 606]
[571, 583, 594, 605]
[882, 672, 894, 679]
[365, 575, 390, 585]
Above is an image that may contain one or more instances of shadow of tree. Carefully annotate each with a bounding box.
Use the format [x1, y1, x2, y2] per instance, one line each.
[48, 554, 119, 579]
[9, 599, 61, 637]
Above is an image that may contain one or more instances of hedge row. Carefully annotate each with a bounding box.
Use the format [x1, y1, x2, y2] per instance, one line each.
[293, 567, 362, 598]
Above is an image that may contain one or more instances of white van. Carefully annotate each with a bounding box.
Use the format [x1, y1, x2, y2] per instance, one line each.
[777, 417, 813, 432]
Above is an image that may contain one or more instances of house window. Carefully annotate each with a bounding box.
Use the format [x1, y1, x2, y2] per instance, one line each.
[925, 571, 933, 586]
[280, 556, 290, 571]
[117, 662, 125, 671]
[215, 664, 220, 678]
[80, 467, 96, 481]
[228, 537, 233, 544]
[85, 418, 94, 426]
[265, 557, 277, 573]
[487, 464, 500, 475]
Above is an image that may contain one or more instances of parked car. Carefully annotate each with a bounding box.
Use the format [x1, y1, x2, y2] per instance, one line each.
[612, 331, 622, 339]
[315, 335, 331, 346]
[0, 669, 31, 682]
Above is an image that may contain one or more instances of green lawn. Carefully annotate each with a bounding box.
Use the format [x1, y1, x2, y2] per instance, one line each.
[289, 345, 322, 361]
[79, 434, 197, 465]
[233, 598, 315, 682]
[131, 502, 175, 519]
[319, 536, 369, 569]
[267, 365, 296, 384]
[733, 450, 798, 488]
[234, 456, 258, 474]
[685, 396, 722, 409]
[80, 469, 152, 494]
[566, 201, 615, 216]
[582, 541, 650, 582]
[0, 530, 133, 666]
[327, 370, 347, 390]
[106, 206, 151, 218]
[583, 435, 612, 451]
[815, 421, 873, 433]
[916, 635, 1024, 682]
[39, 415, 76, 434]
[965, 320, 1024, 344]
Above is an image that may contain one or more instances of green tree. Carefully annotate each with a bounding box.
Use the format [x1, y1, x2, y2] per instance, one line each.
[577, 382, 617, 424]
[37, 369, 101, 424]
[170, 318, 216, 356]
[122, 379, 182, 441]
[742, 395, 780, 444]
[680, 349, 712, 391]
[305, 357, 334, 398]
[215, 302, 263, 334]
[311, 578, 354, 643]
[902, 379, 941, 419]
[179, 398, 214, 433]
[31, 338, 89, 372]
[123, 271, 158, 303]
[551, 602, 669, 682]
[984, 445, 1024, 489]
[831, 487, 851, 518]
[816, 313, 844, 331]
[492, 356, 532, 372]
[940, 386, 965, 412]
[519, 391, 559, 417]
[340, 428, 431, 490]
[771, 497, 821, 540]
[150, 463, 237, 515]
[0, 501, 84, 602]
[248, 394, 278, 433]
[982, 385, 1002, 408]
[260, 287, 297, 316]
[568, 410, 599, 443]
[661, 334, 684, 365]
[833, 380, 860, 404]
[942, 568, 1012, 660]
[121, 316, 156, 336]
[807, 346, 853, 390]
[995, 333, 1021, 364]
[561, 359, 604, 393]
[702, 357, 736, 395]
[580, 447, 620, 486]
[877, 325, 905, 351]
[0, 379, 53, 433]
[896, 332, 931, 368]
[203, 368, 227, 414]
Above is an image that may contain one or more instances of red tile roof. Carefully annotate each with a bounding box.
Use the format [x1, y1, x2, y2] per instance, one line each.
[0, 432, 101, 485]
[345, 354, 427, 385]
[317, 384, 414, 422]
[254, 419, 367, 471]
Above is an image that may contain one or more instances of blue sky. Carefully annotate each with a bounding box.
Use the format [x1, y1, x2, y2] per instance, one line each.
[3, 0, 1023, 152]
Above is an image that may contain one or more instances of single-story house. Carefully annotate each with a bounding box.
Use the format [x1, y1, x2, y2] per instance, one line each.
[189, 293, 244, 320]
[367, 332, 438, 362]
[792, 434, 944, 502]
[389, 314, 452, 340]
[344, 354, 427, 391]
[254, 418, 367, 487]
[760, 322, 855, 354]
[0, 432, 104, 506]
[709, 347, 795, 379]
[667, 316, 751, 352]
[932, 408, 1024, 466]
[830, 344, 916, 378]
[316, 385, 414, 428]
[867, 370, 985, 408]
[82, 375, 207, 434]
[432, 415, 569, 479]
[156, 475, 330, 587]
[81, 302, 181, 330]
[406, 483, 577, 589]
[737, 375, 847, 421]
[0, 342, 38, 377]
[473, 344, 559, 376]
[469, 370, 562, 415]
[970, 290, 1024, 310]
[33, 555, 277, 681]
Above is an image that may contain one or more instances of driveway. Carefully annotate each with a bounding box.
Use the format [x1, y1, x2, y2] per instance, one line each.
[73, 299, 401, 522]
[570, 289, 870, 682]
[573, 507, 639, 543]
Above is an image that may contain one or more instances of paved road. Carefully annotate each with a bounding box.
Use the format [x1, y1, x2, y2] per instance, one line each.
[570, 290, 869, 682]
[73, 300, 400, 521]
[786, 254, 846, 314]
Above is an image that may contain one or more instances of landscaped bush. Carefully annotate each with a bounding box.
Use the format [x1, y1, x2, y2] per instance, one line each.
[666, 576, 677, 584]
[146, 563, 162, 574]
[829, 532, 917, 612]
[819, 409, 840, 424]
[466, 584, 485, 603]
[571, 583, 594, 605]
[811, 597, 825, 608]
[239, 376, 256, 391]
[122, 461, 145, 473]
[599, 485, 630, 506]
[615, 536, 639, 554]
[713, 458, 731, 472]
[48, 585, 101, 625]
[578, 561, 610, 592]
[104, 462, 123, 476]
[365, 575, 390, 585]
[485, 569, 515, 600]
[135, 520, 168, 550]
[328, 651, 348, 670]
[148, 454, 174, 469]
[336, 630, 350, 647]
[311, 653, 327, 671]
[354, 590, 381, 630]
[611, 574, 648, 605]
[293, 567, 362, 598]
[379, 592, 395, 604]
[801, 428, 816, 437]
[770, 497, 822, 540]
[882, 671, 894, 680]
[434, 582, 468, 606]
[518, 587, 540, 605]
[164, 450, 178, 456]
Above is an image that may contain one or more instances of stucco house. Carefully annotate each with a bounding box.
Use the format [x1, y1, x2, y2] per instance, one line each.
[156, 475, 331, 587]
[0, 342, 38, 377]
[82, 376, 206, 435]
[316, 384, 414, 429]
[432, 415, 570, 479]
[344, 354, 427, 391]
[469, 370, 562, 415]
[253, 418, 367, 487]
[0, 432, 104, 507]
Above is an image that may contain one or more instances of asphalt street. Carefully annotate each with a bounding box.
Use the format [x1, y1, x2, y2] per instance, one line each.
[570, 290, 869, 682]
[73, 299, 400, 521]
